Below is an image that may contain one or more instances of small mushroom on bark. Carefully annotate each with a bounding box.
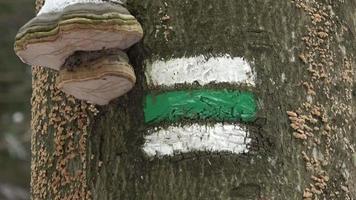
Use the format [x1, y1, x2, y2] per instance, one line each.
[14, 0, 143, 70]
[57, 49, 136, 105]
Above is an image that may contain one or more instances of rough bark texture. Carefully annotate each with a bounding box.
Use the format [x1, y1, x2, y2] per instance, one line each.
[31, 0, 355, 200]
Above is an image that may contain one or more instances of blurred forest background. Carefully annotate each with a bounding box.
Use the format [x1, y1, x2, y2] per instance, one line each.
[0, 0, 34, 199]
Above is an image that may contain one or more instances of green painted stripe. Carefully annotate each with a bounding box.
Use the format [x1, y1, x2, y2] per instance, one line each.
[144, 89, 257, 124]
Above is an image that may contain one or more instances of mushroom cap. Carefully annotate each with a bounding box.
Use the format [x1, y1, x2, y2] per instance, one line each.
[14, 2, 143, 70]
[57, 50, 136, 105]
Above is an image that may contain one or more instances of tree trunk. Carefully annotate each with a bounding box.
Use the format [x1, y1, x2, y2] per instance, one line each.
[31, 0, 355, 199]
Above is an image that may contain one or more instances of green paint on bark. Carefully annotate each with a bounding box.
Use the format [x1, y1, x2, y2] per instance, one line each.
[144, 89, 257, 124]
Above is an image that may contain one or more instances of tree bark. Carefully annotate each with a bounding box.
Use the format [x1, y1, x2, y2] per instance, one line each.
[31, 0, 355, 199]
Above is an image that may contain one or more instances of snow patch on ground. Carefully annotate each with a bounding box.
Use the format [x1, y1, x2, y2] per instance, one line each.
[143, 123, 250, 157]
[145, 55, 256, 87]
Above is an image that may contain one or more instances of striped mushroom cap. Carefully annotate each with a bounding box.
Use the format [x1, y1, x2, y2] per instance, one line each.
[57, 49, 136, 105]
[14, 0, 143, 70]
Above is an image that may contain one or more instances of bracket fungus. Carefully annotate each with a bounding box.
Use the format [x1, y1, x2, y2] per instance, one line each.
[15, 0, 143, 105]
[58, 49, 136, 105]
[14, 0, 143, 70]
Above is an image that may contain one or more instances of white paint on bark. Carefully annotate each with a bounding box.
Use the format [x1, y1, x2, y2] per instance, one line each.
[143, 123, 250, 157]
[38, 0, 124, 15]
[145, 55, 256, 87]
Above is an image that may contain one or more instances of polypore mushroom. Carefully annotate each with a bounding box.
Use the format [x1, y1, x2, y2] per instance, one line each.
[57, 49, 136, 105]
[14, 0, 143, 70]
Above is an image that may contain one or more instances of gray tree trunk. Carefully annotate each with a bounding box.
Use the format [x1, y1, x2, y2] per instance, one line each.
[31, 0, 356, 199]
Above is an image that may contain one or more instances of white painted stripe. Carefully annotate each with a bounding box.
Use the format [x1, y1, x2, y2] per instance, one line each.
[145, 55, 256, 87]
[38, 0, 124, 15]
[143, 123, 250, 157]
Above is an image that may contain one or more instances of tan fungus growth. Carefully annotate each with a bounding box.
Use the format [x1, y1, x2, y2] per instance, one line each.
[31, 35, 95, 200]
[155, 3, 173, 42]
[291, 0, 355, 199]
